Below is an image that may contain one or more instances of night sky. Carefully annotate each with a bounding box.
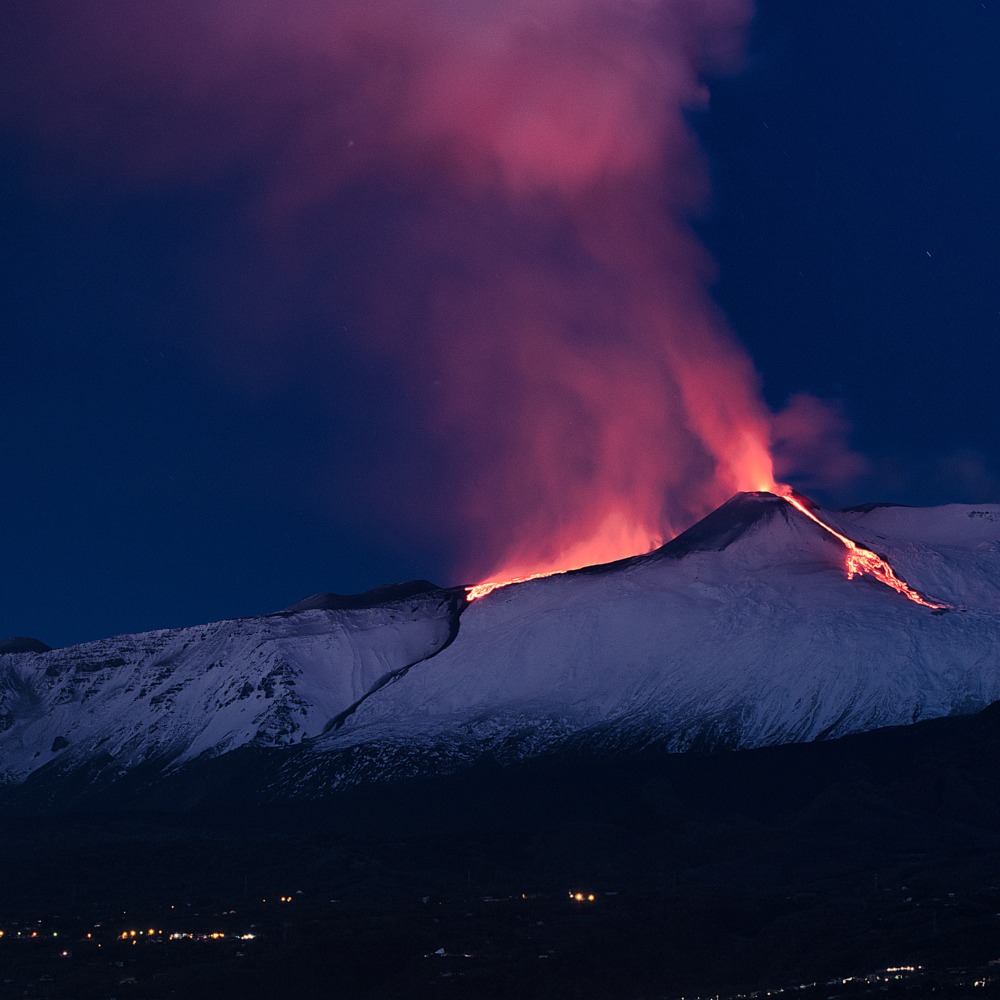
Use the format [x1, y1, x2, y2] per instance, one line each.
[2, 0, 998, 648]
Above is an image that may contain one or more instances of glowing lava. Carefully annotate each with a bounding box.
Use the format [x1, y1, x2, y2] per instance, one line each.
[465, 572, 554, 602]
[780, 492, 947, 609]
[465, 490, 949, 609]
[464, 508, 671, 601]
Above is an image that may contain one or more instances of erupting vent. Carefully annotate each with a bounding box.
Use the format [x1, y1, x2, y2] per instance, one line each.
[466, 492, 949, 609]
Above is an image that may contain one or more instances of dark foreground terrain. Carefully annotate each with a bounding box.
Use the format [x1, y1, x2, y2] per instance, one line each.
[4, 702, 1000, 998]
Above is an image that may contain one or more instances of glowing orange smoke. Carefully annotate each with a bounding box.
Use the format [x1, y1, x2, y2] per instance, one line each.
[466, 456, 778, 601]
[465, 507, 675, 600]
[6, 1, 869, 600]
[466, 489, 949, 608]
[466, 573, 551, 602]
[779, 493, 948, 609]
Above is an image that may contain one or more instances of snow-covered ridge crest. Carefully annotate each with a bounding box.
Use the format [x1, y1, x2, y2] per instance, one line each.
[2, 493, 999, 802]
[0, 589, 461, 786]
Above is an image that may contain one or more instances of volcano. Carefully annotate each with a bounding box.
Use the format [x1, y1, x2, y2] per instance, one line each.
[2, 492, 1000, 810]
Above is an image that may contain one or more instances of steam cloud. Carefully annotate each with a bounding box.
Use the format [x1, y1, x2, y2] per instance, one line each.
[771, 394, 870, 496]
[3, 0, 862, 584]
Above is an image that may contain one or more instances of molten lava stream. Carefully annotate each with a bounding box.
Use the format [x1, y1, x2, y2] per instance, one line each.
[780, 493, 947, 610]
[466, 493, 948, 610]
[464, 511, 666, 602]
[465, 573, 553, 602]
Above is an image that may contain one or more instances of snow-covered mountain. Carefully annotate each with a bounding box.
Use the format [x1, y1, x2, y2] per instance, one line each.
[2, 491, 1000, 806]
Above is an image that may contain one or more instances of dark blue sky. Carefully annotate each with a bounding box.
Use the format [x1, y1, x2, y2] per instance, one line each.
[702, 0, 1000, 495]
[2, 0, 998, 647]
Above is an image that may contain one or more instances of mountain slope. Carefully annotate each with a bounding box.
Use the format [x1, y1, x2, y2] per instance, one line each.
[0, 588, 463, 789]
[2, 491, 999, 805]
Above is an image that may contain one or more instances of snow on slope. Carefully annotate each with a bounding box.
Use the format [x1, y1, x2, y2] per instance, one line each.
[1, 493, 999, 797]
[832, 503, 1000, 610]
[0, 590, 460, 784]
[311, 494, 1000, 769]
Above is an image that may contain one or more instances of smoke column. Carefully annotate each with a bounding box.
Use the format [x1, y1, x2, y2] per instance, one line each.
[3, 0, 856, 584]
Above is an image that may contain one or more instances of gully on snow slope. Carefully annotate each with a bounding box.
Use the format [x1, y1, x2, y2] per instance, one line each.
[1, 492, 999, 804]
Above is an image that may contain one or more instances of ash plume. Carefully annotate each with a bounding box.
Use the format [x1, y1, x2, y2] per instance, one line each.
[1, 0, 862, 583]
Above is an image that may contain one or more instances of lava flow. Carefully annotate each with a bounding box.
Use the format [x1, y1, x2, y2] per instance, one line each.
[466, 492, 949, 609]
[465, 573, 553, 602]
[780, 492, 948, 609]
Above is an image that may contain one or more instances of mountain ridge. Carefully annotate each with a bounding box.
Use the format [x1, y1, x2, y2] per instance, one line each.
[2, 491, 1000, 809]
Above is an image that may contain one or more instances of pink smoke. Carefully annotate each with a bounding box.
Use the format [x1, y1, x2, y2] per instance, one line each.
[1, 0, 861, 583]
[772, 394, 870, 497]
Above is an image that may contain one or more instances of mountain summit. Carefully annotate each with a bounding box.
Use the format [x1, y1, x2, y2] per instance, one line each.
[2, 493, 999, 809]
[657, 489, 802, 557]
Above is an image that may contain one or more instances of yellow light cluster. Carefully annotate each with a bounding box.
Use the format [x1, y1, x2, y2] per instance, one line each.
[568, 891, 596, 903]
